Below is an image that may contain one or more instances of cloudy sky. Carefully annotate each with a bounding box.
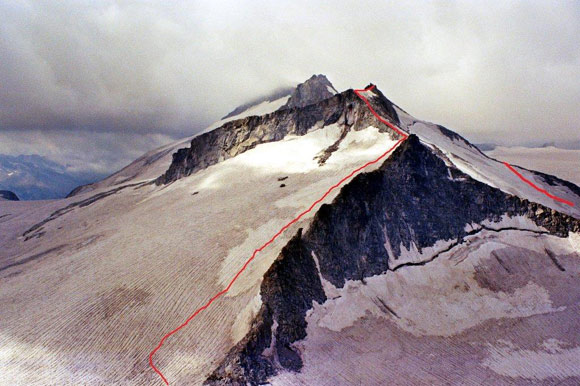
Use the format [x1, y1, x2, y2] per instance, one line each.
[1, 0, 579, 174]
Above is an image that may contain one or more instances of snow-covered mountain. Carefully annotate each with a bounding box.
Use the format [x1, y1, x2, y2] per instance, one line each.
[1, 75, 579, 385]
[0, 190, 19, 201]
[0, 154, 105, 200]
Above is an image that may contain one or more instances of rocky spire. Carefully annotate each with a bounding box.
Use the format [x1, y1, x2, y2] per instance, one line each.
[279, 74, 337, 110]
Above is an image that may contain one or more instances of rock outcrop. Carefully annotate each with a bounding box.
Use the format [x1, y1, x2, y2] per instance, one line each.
[205, 134, 580, 385]
[0, 190, 19, 201]
[156, 85, 402, 185]
[279, 74, 336, 110]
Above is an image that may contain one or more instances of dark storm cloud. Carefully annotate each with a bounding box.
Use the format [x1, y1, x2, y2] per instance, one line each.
[1, 1, 579, 173]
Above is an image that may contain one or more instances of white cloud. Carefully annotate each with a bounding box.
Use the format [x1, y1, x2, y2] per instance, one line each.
[0, 0, 578, 173]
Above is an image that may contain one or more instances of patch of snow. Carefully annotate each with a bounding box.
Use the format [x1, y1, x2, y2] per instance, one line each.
[481, 214, 547, 232]
[569, 232, 580, 252]
[326, 85, 338, 95]
[231, 124, 342, 175]
[324, 126, 398, 167]
[392, 238, 456, 269]
[231, 293, 262, 343]
[311, 252, 341, 300]
[200, 95, 291, 135]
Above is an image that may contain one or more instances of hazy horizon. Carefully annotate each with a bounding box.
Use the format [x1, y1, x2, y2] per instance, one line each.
[1, 1, 579, 174]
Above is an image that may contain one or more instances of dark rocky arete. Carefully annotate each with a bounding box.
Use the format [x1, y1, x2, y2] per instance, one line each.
[205, 134, 580, 385]
[156, 81, 401, 185]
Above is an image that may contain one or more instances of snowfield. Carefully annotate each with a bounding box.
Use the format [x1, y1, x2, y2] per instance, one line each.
[0, 120, 399, 385]
[1, 83, 579, 385]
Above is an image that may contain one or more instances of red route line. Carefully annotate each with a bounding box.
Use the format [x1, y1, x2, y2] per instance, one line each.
[360, 86, 573, 208]
[148, 85, 408, 384]
[503, 161, 574, 206]
[359, 85, 573, 207]
[354, 85, 408, 138]
[149, 85, 573, 384]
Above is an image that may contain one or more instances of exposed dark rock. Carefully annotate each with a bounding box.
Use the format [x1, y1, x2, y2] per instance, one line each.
[260, 229, 326, 370]
[305, 135, 579, 287]
[0, 190, 19, 201]
[157, 87, 403, 185]
[279, 184, 286, 188]
[206, 229, 326, 385]
[207, 134, 580, 385]
[279, 74, 336, 110]
[277, 176, 288, 182]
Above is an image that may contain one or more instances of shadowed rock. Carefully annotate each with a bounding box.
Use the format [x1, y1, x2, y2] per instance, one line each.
[205, 134, 580, 384]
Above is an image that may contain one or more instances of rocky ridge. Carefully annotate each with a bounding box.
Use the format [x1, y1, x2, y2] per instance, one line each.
[156, 81, 401, 185]
[279, 74, 336, 110]
[205, 134, 580, 385]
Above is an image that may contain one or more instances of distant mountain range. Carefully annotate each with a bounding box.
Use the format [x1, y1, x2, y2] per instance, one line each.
[0, 154, 106, 200]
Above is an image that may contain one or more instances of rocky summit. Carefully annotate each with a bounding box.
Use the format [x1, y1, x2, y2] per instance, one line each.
[2, 75, 580, 386]
[280, 74, 337, 110]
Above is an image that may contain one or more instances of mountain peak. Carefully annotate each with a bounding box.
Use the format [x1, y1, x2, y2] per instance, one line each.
[0, 190, 19, 201]
[280, 74, 337, 110]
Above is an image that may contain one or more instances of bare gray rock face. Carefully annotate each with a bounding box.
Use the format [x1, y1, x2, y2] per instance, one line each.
[156, 86, 401, 185]
[279, 74, 336, 110]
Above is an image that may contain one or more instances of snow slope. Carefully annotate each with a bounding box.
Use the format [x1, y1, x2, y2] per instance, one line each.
[1, 81, 579, 386]
[384, 98, 580, 218]
[0, 120, 399, 385]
